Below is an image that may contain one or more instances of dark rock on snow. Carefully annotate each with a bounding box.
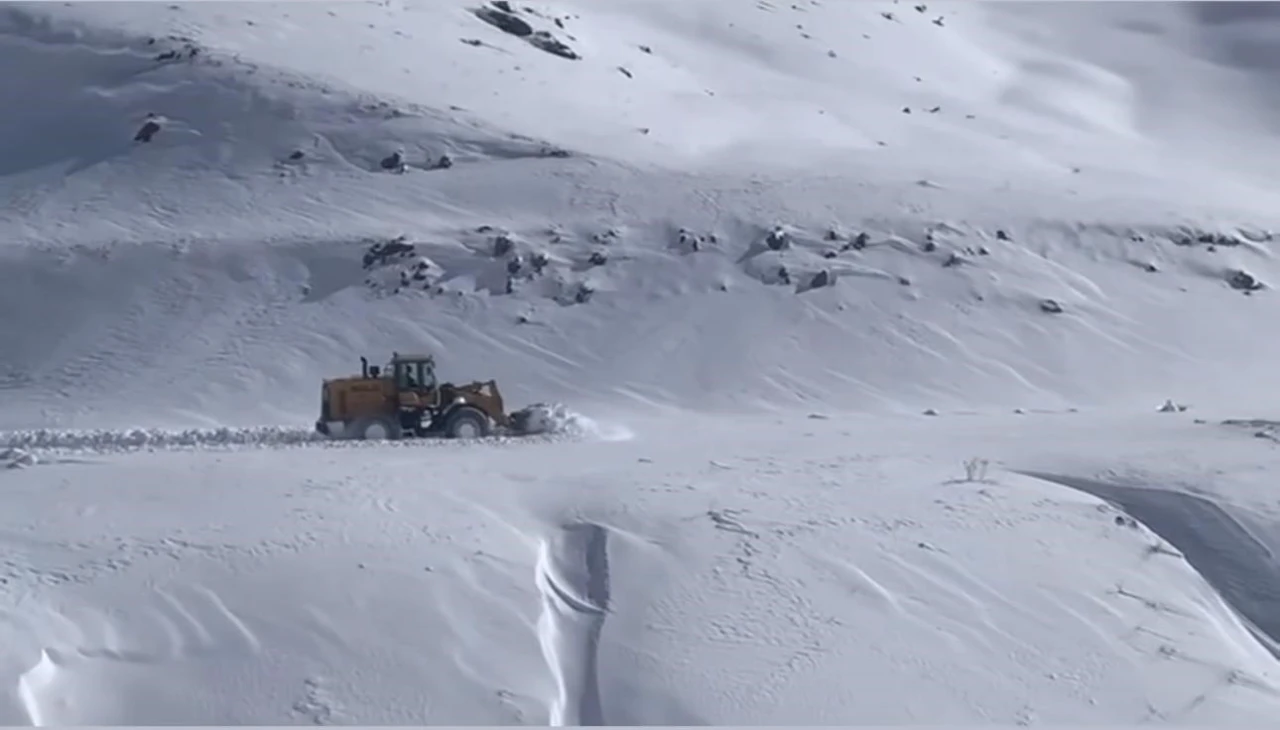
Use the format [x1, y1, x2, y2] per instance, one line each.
[1228, 269, 1265, 291]
[492, 234, 515, 257]
[134, 114, 162, 143]
[379, 150, 405, 171]
[474, 6, 533, 37]
[363, 236, 416, 269]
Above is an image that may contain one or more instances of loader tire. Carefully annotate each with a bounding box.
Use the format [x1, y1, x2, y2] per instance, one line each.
[350, 416, 402, 441]
[443, 406, 491, 439]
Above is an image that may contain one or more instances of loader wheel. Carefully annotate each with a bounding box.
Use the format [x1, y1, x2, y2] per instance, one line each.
[443, 406, 491, 439]
[350, 416, 402, 441]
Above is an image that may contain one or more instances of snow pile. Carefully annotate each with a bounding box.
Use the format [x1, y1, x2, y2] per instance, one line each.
[515, 403, 634, 442]
[0, 426, 324, 454]
[1, 447, 37, 469]
[0, 408, 614, 456]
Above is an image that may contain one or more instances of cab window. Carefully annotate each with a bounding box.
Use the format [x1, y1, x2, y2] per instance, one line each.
[396, 361, 436, 390]
[418, 361, 436, 388]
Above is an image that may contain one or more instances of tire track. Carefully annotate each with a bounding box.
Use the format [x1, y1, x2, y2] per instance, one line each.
[534, 522, 611, 726]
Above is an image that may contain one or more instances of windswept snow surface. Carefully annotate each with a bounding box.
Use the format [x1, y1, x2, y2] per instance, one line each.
[6, 412, 1280, 724]
[5, 0, 1280, 724]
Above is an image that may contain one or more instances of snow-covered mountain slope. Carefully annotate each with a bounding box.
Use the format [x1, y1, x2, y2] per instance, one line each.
[2, 0, 1280, 429]
[7, 2, 1280, 724]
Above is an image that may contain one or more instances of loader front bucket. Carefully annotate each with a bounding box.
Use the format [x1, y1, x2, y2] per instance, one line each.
[507, 403, 559, 436]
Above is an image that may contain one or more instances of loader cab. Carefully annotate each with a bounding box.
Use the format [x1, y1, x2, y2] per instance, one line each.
[390, 354, 437, 393]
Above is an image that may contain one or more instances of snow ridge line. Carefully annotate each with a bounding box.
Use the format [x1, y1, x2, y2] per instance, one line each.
[16, 648, 55, 727]
[535, 523, 611, 726]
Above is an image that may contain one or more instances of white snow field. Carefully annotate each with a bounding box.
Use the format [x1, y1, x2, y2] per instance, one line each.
[4, 0, 1280, 724]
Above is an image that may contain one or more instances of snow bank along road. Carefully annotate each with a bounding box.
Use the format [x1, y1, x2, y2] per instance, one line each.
[0, 402, 625, 456]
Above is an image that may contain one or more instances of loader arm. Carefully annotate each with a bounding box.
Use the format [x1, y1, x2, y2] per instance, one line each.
[455, 379, 511, 428]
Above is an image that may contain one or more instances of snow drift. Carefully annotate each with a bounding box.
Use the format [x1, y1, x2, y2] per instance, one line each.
[5, 412, 1280, 724]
